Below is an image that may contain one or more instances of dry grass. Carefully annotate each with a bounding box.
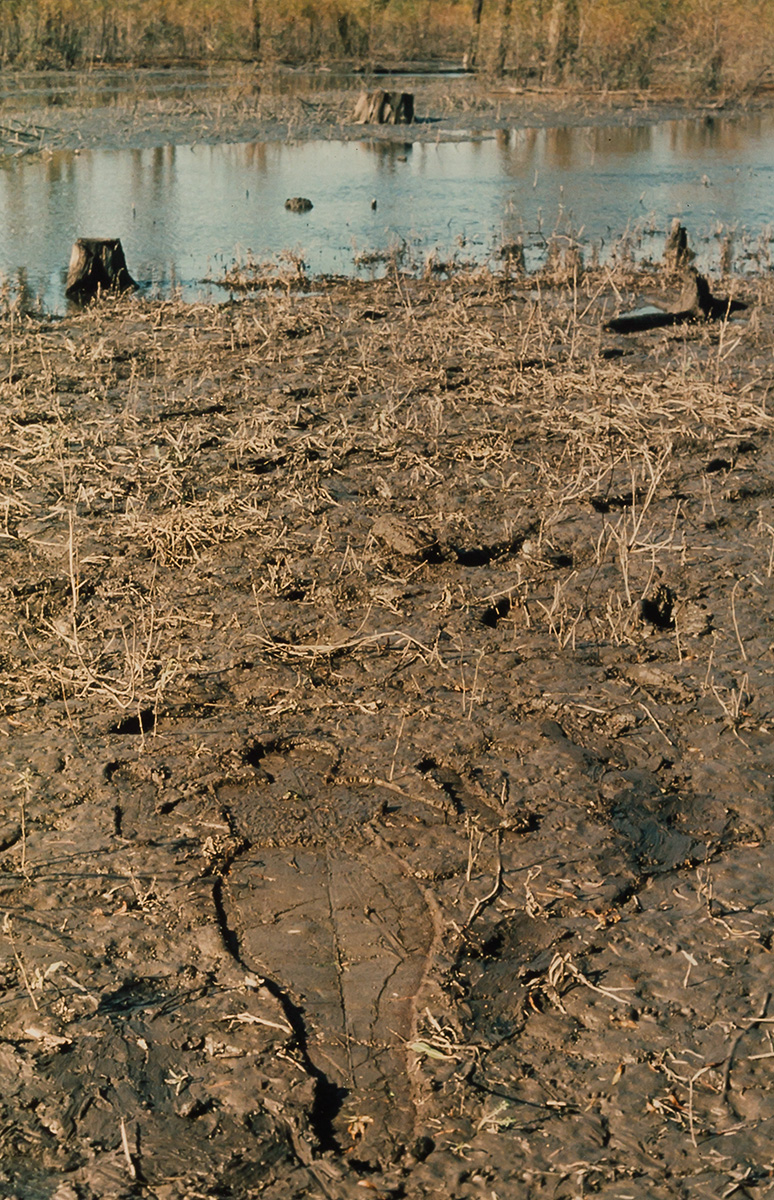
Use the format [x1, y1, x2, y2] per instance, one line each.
[0, 0, 772, 96]
[0, 261, 771, 744]
[2, 260, 774, 1196]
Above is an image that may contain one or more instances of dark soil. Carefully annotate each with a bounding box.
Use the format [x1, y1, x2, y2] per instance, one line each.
[1, 261, 774, 1200]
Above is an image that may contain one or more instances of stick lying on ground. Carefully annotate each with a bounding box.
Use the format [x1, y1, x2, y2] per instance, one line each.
[605, 268, 747, 334]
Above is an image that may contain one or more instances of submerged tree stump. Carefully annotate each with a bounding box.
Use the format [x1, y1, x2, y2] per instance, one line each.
[663, 219, 694, 273]
[354, 90, 414, 125]
[65, 238, 137, 300]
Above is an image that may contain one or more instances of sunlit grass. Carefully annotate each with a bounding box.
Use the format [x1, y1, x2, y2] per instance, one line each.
[0, 0, 772, 95]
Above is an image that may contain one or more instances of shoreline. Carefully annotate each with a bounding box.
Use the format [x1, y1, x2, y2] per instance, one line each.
[2, 66, 772, 155]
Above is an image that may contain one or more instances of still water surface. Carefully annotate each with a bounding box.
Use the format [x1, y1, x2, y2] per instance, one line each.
[1, 112, 773, 310]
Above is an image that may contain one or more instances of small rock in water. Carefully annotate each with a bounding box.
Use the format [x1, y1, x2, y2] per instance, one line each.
[285, 197, 313, 213]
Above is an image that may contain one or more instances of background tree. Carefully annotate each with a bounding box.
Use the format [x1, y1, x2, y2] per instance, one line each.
[249, 0, 261, 59]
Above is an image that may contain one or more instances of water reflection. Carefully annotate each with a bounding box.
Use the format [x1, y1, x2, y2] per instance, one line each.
[243, 143, 270, 171]
[1, 110, 772, 311]
[668, 113, 762, 153]
[1, 266, 36, 312]
[358, 141, 414, 174]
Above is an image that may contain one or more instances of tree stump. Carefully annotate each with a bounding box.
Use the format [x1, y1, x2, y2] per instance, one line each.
[354, 90, 414, 125]
[663, 219, 694, 273]
[65, 238, 137, 300]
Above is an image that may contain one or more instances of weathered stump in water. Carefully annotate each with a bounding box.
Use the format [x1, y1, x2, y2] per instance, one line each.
[663, 219, 694, 273]
[354, 90, 414, 125]
[65, 238, 137, 300]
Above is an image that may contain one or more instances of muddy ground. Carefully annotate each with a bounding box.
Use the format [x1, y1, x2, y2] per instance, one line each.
[0, 255, 773, 1200]
[1, 65, 769, 154]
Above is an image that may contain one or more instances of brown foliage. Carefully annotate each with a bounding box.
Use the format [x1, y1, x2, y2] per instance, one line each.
[0, 0, 771, 95]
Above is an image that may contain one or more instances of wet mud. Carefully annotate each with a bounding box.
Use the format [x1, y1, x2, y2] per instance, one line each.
[1, 66, 770, 154]
[1, 265, 774, 1198]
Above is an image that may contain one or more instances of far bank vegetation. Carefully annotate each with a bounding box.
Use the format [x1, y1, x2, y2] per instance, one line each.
[0, 1, 772, 94]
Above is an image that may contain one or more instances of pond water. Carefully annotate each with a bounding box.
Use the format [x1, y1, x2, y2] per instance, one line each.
[2, 111, 773, 310]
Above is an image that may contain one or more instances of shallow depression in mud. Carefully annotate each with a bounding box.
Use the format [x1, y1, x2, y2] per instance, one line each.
[2, 110, 774, 308]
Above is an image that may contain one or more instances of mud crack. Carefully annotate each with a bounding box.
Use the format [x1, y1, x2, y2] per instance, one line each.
[210, 857, 344, 1155]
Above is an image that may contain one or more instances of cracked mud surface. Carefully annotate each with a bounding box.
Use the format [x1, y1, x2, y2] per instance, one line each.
[1, 266, 774, 1198]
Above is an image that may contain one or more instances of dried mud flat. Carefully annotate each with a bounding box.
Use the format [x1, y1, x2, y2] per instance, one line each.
[1, 264, 774, 1200]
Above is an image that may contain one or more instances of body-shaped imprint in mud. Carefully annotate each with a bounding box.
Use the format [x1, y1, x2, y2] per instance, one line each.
[220, 738, 441, 1160]
[228, 839, 437, 1157]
